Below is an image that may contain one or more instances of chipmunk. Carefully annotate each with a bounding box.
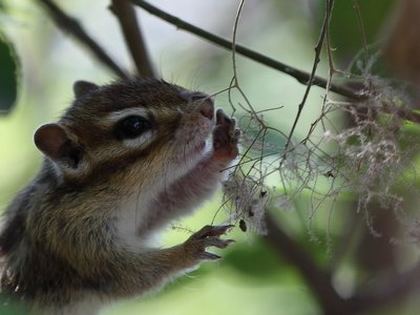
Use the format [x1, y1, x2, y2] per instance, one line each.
[0, 78, 239, 315]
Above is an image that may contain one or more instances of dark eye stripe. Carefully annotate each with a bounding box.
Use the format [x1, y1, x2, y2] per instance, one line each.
[114, 115, 153, 140]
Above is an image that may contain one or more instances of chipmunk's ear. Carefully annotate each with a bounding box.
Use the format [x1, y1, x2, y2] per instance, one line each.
[34, 123, 83, 169]
[73, 80, 98, 98]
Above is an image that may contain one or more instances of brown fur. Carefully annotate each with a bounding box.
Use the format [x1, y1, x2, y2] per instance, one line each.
[0, 78, 238, 314]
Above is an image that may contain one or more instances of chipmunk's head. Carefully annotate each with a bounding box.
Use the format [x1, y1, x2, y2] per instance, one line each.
[34, 79, 215, 186]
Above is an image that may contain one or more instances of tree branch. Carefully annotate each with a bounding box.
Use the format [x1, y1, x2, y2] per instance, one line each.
[110, 0, 155, 77]
[264, 213, 348, 314]
[132, 0, 420, 127]
[37, 0, 129, 79]
[266, 212, 420, 315]
[349, 263, 420, 313]
[130, 0, 362, 100]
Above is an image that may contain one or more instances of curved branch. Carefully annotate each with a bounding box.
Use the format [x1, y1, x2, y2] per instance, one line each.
[37, 0, 128, 79]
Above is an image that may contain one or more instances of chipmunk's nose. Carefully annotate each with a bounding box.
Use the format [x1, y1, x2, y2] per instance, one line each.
[180, 90, 214, 120]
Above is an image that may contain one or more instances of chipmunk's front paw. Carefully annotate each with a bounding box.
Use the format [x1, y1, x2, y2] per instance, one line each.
[213, 109, 240, 162]
[183, 225, 234, 262]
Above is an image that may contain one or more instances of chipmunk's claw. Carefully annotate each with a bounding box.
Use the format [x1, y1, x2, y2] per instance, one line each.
[200, 252, 221, 260]
[183, 225, 234, 263]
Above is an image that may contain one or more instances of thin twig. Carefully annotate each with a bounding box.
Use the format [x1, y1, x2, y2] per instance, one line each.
[282, 0, 334, 157]
[229, 0, 265, 123]
[130, 0, 362, 100]
[110, 0, 155, 77]
[353, 0, 369, 65]
[231, 0, 245, 86]
[37, 0, 129, 79]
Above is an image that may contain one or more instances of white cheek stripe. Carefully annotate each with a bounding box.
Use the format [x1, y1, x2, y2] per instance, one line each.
[107, 107, 150, 123]
[123, 130, 155, 148]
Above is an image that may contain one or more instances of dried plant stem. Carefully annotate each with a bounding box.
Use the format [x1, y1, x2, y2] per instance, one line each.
[282, 0, 334, 156]
[229, 2, 344, 313]
[353, 0, 369, 64]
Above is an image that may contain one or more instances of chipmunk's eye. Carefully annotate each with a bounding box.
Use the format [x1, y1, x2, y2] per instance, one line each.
[114, 115, 152, 140]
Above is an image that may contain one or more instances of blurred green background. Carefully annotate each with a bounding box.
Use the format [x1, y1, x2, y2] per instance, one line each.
[4, 0, 420, 315]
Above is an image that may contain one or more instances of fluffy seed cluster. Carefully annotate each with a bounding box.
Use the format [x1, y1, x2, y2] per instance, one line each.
[223, 75, 418, 238]
[222, 173, 269, 235]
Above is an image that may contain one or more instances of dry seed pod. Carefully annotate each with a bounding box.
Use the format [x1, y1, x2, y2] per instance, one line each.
[239, 219, 247, 232]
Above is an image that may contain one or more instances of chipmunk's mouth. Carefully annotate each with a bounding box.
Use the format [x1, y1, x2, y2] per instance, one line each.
[191, 134, 212, 157]
[175, 114, 213, 160]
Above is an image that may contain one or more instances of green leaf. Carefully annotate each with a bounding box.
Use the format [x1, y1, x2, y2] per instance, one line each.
[0, 31, 19, 115]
